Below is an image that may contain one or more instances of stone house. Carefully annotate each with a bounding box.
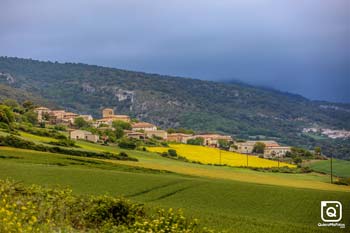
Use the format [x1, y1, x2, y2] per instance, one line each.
[34, 107, 51, 121]
[195, 134, 233, 147]
[102, 108, 114, 118]
[69, 130, 99, 143]
[145, 130, 168, 140]
[264, 146, 291, 158]
[131, 122, 157, 131]
[95, 108, 131, 127]
[125, 130, 146, 140]
[233, 140, 279, 154]
[63, 112, 79, 124]
[78, 115, 93, 122]
[167, 133, 194, 143]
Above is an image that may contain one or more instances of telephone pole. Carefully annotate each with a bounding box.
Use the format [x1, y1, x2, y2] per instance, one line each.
[330, 155, 333, 184]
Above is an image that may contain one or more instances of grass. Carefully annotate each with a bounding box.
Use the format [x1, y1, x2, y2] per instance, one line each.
[307, 159, 350, 178]
[147, 144, 296, 168]
[19, 131, 59, 143]
[0, 146, 349, 233]
[2, 131, 350, 232]
[7, 132, 349, 190]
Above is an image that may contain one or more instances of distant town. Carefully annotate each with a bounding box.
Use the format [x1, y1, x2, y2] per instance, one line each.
[303, 127, 350, 139]
[34, 106, 292, 159]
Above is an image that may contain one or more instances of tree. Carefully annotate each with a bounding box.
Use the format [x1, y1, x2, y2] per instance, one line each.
[0, 105, 14, 125]
[218, 139, 230, 150]
[168, 149, 177, 157]
[167, 128, 176, 134]
[101, 129, 117, 143]
[3, 99, 19, 108]
[118, 138, 137, 149]
[253, 142, 266, 154]
[22, 100, 35, 111]
[112, 120, 131, 130]
[74, 117, 90, 128]
[314, 147, 321, 156]
[115, 127, 124, 139]
[187, 137, 204, 145]
[23, 110, 38, 125]
[293, 156, 302, 165]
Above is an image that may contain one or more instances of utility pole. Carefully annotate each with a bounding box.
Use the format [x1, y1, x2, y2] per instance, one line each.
[330, 155, 333, 184]
[278, 158, 280, 168]
[246, 154, 248, 167]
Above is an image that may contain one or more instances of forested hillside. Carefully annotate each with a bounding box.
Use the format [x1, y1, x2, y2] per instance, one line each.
[0, 56, 349, 158]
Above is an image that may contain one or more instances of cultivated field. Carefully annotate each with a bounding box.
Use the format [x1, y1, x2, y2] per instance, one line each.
[148, 144, 296, 168]
[0, 131, 349, 232]
[308, 159, 350, 178]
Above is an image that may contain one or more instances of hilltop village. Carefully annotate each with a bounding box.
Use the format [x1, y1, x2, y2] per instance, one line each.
[34, 106, 292, 159]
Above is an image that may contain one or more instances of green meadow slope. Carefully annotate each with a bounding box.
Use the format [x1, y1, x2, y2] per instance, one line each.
[0, 130, 349, 233]
[308, 159, 350, 178]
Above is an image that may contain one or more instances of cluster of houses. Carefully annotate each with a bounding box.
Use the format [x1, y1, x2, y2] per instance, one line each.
[34, 106, 291, 159]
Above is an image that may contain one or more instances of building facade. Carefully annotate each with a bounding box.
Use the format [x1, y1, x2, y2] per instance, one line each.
[132, 122, 157, 131]
[69, 130, 99, 143]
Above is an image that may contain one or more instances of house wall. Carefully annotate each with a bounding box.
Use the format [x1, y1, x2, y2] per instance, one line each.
[132, 126, 157, 131]
[145, 130, 168, 139]
[264, 147, 291, 158]
[70, 131, 86, 140]
[102, 109, 114, 118]
[86, 134, 99, 143]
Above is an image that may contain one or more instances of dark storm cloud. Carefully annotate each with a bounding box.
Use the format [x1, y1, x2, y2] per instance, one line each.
[0, 0, 349, 102]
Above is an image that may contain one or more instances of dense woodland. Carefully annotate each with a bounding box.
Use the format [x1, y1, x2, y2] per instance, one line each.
[0, 56, 350, 159]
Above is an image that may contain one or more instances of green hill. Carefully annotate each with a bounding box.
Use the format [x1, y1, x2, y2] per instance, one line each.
[1, 56, 349, 158]
[309, 159, 350, 178]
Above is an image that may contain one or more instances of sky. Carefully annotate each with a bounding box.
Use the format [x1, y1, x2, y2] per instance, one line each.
[1, 0, 349, 103]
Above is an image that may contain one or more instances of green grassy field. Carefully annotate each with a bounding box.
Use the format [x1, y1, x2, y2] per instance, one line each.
[308, 159, 350, 178]
[0, 146, 349, 233]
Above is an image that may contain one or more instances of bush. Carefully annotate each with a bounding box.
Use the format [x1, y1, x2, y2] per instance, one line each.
[168, 149, 177, 157]
[53, 124, 67, 131]
[0, 135, 137, 161]
[187, 137, 204, 145]
[118, 139, 137, 150]
[49, 139, 79, 148]
[15, 124, 67, 140]
[0, 122, 10, 131]
[0, 179, 211, 232]
[334, 178, 350, 186]
[161, 152, 168, 157]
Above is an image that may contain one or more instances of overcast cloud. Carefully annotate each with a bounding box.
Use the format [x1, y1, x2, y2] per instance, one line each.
[0, 0, 349, 102]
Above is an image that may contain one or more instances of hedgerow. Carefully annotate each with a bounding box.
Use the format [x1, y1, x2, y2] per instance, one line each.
[0, 135, 137, 161]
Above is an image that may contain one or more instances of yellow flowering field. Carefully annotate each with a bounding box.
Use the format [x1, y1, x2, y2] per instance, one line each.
[148, 144, 296, 168]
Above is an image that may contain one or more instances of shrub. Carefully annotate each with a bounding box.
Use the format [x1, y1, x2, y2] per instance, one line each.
[334, 178, 350, 186]
[118, 139, 137, 150]
[161, 152, 168, 157]
[0, 179, 212, 232]
[15, 124, 67, 139]
[0, 135, 137, 161]
[168, 149, 177, 157]
[187, 137, 204, 145]
[0, 122, 10, 131]
[49, 139, 79, 148]
[54, 124, 67, 131]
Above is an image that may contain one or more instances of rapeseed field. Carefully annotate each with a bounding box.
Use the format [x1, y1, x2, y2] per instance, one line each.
[148, 144, 296, 168]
